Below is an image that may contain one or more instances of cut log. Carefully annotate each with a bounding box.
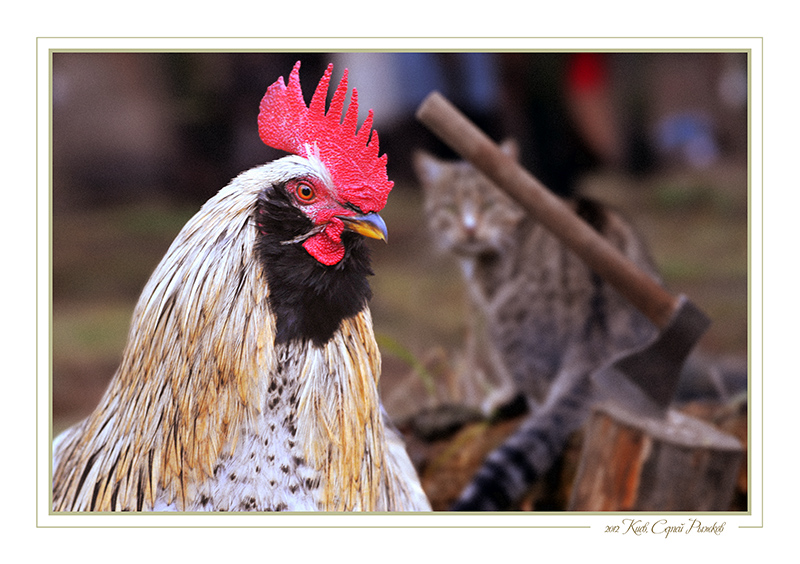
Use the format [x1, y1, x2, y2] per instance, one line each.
[418, 416, 525, 511]
[568, 402, 744, 511]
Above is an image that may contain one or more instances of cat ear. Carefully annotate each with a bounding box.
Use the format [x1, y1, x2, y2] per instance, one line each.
[413, 151, 445, 184]
[499, 139, 520, 161]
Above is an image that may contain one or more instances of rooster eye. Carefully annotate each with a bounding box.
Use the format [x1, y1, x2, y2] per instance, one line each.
[295, 182, 316, 203]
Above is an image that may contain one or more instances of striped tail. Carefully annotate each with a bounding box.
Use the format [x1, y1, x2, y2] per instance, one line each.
[450, 373, 593, 511]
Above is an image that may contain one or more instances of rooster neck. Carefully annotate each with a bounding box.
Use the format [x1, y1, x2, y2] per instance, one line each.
[254, 184, 375, 347]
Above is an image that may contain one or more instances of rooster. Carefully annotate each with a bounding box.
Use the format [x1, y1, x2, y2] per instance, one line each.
[52, 61, 431, 512]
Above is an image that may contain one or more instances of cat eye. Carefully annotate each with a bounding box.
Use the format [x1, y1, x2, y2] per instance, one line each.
[295, 182, 316, 203]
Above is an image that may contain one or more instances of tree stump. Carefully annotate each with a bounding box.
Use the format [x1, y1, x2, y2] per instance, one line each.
[568, 402, 744, 511]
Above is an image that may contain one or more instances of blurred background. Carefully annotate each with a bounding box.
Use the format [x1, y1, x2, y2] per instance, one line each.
[50, 51, 749, 508]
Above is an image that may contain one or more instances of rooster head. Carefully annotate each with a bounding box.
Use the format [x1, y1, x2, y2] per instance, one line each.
[257, 61, 392, 266]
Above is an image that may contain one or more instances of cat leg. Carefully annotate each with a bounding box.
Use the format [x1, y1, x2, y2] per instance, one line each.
[453, 264, 494, 406]
[458, 271, 518, 412]
[479, 330, 522, 415]
[475, 275, 530, 414]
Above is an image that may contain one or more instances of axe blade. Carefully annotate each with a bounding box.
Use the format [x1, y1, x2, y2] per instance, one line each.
[593, 295, 711, 418]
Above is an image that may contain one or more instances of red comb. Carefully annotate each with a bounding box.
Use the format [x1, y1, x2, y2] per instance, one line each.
[258, 61, 393, 213]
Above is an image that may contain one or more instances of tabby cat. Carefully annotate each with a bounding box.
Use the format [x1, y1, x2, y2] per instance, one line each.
[414, 141, 660, 510]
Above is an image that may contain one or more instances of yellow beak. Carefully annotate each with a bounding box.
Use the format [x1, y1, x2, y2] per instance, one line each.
[338, 212, 388, 243]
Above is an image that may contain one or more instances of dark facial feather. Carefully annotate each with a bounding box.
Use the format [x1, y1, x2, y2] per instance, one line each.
[254, 184, 374, 346]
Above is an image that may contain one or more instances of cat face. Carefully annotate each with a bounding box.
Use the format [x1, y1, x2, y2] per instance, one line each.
[414, 142, 526, 258]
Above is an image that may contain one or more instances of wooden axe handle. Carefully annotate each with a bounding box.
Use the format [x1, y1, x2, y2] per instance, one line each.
[416, 91, 677, 329]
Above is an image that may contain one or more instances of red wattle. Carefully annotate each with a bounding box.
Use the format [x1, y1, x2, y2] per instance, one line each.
[302, 220, 346, 266]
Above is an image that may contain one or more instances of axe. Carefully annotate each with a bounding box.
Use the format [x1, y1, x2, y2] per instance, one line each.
[416, 91, 711, 419]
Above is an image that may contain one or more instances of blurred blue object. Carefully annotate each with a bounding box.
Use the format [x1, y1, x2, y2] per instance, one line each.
[655, 111, 719, 169]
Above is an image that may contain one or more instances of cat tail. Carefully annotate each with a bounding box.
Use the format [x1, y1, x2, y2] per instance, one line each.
[450, 373, 593, 511]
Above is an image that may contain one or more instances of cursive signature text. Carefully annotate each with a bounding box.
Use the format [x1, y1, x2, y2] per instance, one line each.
[603, 518, 726, 538]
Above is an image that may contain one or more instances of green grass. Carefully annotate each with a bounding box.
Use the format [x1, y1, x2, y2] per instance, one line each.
[52, 302, 132, 362]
